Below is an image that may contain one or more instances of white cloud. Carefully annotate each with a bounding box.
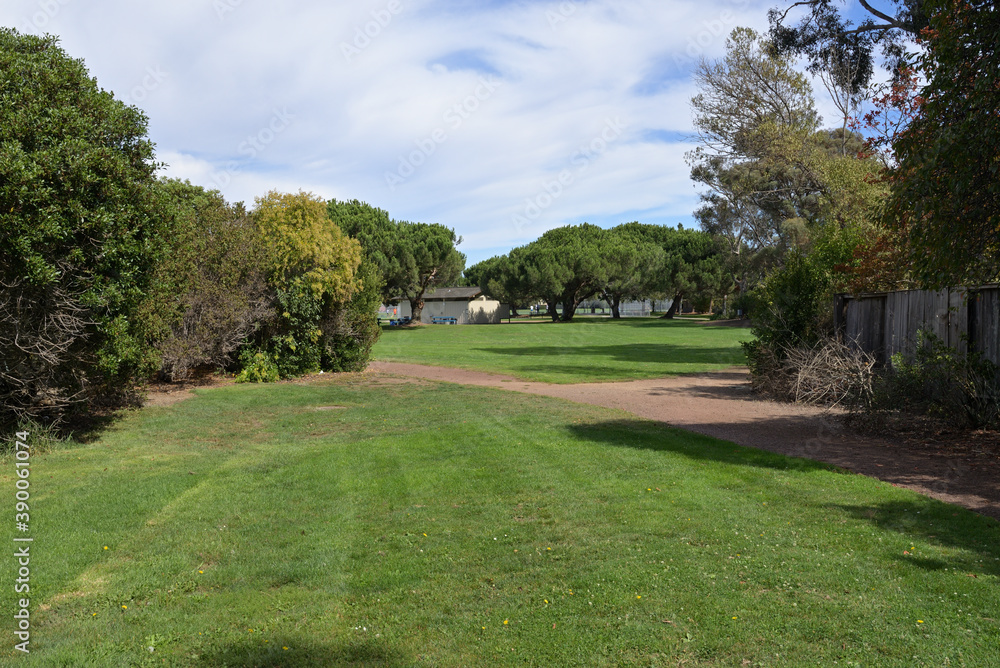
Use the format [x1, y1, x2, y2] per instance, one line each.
[3, 0, 781, 264]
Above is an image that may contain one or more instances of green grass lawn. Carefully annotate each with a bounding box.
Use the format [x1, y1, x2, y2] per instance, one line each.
[373, 317, 749, 383]
[3, 375, 998, 666]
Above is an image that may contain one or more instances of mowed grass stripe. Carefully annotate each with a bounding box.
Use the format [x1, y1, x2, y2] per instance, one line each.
[374, 317, 750, 383]
[1, 376, 997, 666]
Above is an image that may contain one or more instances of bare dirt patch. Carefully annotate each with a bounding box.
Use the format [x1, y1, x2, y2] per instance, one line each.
[369, 361, 1000, 520]
[144, 373, 235, 408]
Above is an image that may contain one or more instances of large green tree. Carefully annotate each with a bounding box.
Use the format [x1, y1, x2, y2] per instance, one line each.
[466, 253, 533, 317]
[521, 224, 608, 322]
[884, 0, 1000, 288]
[615, 223, 725, 318]
[600, 226, 668, 319]
[392, 222, 465, 322]
[688, 28, 824, 285]
[327, 198, 397, 303]
[768, 0, 928, 90]
[329, 199, 465, 321]
[0, 29, 167, 427]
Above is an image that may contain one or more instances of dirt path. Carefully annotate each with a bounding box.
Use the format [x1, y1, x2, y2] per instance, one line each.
[368, 361, 1000, 520]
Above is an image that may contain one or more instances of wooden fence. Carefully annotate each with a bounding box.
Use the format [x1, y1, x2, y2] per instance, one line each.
[834, 286, 1000, 365]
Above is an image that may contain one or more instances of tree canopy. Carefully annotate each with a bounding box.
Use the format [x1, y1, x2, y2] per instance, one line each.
[0, 28, 166, 426]
[768, 0, 928, 91]
[473, 224, 722, 321]
[329, 199, 465, 320]
[883, 0, 1000, 288]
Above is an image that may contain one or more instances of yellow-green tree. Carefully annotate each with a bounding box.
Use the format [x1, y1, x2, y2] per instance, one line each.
[245, 191, 366, 379]
[254, 190, 362, 302]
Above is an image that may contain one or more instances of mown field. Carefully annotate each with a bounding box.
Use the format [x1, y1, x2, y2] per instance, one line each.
[374, 317, 749, 383]
[2, 374, 998, 666]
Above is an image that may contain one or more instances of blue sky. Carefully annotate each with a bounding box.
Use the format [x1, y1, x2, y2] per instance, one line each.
[4, 0, 857, 266]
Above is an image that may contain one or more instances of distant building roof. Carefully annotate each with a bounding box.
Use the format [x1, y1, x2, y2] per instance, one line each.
[423, 286, 483, 301]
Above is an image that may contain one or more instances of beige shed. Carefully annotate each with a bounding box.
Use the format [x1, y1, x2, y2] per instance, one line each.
[396, 287, 509, 324]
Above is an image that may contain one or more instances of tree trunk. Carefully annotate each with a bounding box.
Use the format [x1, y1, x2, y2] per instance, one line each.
[561, 301, 577, 321]
[610, 295, 621, 319]
[546, 301, 559, 322]
[661, 294, 682, 319]
[510, 306, 519, 317]
[410, 299, 424, 323]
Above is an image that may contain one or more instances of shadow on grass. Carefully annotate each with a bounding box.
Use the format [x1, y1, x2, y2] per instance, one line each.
[566, 418, 831, 474]
[830, 499, 1000, 577]
[198, 637, 407, 667]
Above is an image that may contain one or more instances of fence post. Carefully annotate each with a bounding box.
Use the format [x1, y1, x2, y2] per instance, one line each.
[834, 294, 848, 342]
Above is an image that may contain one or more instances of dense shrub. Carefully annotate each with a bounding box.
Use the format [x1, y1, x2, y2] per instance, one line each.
[148, 180, 274, 380]
[747, 251, 829, 352]
[867, 331, 1000, 429]
[0, 29, 167, 429]
[235, 349, 280, 384]
[238, 191, 374, 380]
[268, 279, 326, 378]
[321, 258, 382, 372]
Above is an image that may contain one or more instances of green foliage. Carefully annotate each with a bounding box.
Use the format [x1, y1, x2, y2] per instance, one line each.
[234, 349, 280, 383]
[885, 0, 1000, 288]
[268, 279, 325, 377]
[746, 251, 829, 357]
[331, 199, 465, 321]
[600, 225, 668, 318]
[870, 330, 1000, 429]
[147, 179, 273, 380]
[522, 224, 608, 321]
[237, 191, 373, 381]
[0, 29, 166, 428]
[392, 221, 466, 319]
[689, 27, 888, 308]
[326, 198, 398, 303]
[255, 191, 362, 302]
[616, 223, 725, 316]
[320, 258, 382, 372]
[468, 252, 534, 316]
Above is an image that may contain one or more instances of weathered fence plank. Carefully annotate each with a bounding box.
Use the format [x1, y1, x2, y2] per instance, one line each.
[839, 286, 999, 365]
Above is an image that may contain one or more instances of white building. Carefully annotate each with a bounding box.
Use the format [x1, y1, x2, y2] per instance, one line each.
[392, 287, 510, 324]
